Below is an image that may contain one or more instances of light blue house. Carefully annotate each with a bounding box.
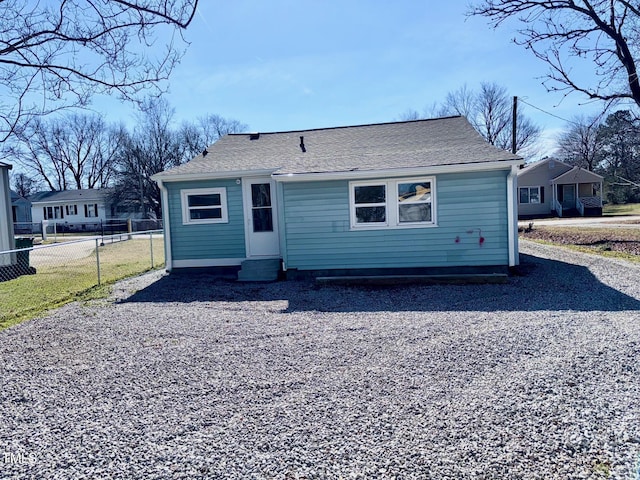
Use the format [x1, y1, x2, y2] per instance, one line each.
[153, 117, 523, 280]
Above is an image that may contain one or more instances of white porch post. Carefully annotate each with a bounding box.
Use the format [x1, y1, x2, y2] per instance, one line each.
[600, 180, 603, 206]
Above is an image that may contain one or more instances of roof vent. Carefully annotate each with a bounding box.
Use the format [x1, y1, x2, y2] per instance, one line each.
[249, 133, 260, 140]
[202, 148, 208, 157]
[299, 136, 306, 153]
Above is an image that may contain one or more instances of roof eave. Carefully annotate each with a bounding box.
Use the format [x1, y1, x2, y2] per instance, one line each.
[273, 159, 524, 182]
[152, 168, 278, 183]
[550, 167, 604, 183]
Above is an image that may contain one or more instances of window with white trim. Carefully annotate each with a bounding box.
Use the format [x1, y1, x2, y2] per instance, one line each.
[181, 188, 228, 225]
[350, 177, 435, 229]
[353, 183, 387, 225]
[84, 203, 98, 217]
[397, 180, 433, 224]
[519, 186, 541, 204]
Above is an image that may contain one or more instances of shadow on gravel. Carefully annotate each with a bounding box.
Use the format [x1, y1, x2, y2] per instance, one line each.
[122, 254, 640, 313]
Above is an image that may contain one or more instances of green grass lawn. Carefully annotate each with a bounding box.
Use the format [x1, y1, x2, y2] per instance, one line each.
[0, 238, 164, 330]
[603, 202, 640, 216]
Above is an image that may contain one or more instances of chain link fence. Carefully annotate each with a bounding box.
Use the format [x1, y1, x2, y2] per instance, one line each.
[0, 231, 164, 327]
[13, 218, 163, 238]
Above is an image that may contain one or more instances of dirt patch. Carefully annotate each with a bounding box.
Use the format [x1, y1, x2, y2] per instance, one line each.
[520, 226, 640, 257]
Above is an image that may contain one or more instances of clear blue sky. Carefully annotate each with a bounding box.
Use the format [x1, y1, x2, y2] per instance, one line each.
[98, 1, 611, 159]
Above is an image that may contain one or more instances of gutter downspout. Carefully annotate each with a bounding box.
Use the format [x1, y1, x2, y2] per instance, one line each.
[156, 179, 173, 272]
[507, 165, 519, 267]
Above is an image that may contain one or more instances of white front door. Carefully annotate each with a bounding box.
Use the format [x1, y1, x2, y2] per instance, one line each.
[243, 177, 280, 257]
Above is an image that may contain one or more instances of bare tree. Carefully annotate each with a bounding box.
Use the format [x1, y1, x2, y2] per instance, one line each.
[441, 82, 540, 155]
[179, 114, 248, 163]
[555, 115, 604, 171]
[470, 1, 640, 109]
[11, 172, 40, 197]
[0, 0, 198, 143]
[396, 109, 423, 121]
[112, 99, 248, 218]
[112, 97, 184, 218]
[54, 114, 121, 189]
[12, 118, 69, 191]
[442, 84, 476, 120]
[11, 113, 121, 190]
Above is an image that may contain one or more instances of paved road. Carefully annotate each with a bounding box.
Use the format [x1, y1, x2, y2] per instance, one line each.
[519, 215, 640, 228]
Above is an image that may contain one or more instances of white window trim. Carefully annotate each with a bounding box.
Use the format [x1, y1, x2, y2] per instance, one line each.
[350, 181, 388, 227]
[181, 188, 228, 225]
[519, 186, 540, 204]
[349, 177, 437, 230]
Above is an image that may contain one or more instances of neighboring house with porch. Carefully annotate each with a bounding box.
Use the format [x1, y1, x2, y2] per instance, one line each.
[30, 189, 112, 228]
[153, 116, 524, 281]
[517, 158, 603, 219]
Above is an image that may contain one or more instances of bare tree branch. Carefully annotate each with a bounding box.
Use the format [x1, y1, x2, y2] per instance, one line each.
[0, 0, 199, 143]
[439, 82, 541, 156]
[469, 1, 640, 109]
[555, 114, 605, 170]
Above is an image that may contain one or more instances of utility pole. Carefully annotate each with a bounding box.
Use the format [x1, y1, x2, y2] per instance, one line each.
[511, 96, 518, 155]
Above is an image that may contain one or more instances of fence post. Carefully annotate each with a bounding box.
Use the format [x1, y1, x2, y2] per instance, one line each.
[41, 220, 48, 241]
[150, 231, 154, 268]
[53, 222, 57, 243]
[127, 218, 133, 240]
[95, 238, 101, 286]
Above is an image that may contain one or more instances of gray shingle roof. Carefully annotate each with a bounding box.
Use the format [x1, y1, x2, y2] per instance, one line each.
[155, 116, 522, 179]
[29, 188, 113, 204]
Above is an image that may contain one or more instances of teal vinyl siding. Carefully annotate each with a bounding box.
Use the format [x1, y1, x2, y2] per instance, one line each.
[282, 170, 509, 270]
[166, 179, 245, 261]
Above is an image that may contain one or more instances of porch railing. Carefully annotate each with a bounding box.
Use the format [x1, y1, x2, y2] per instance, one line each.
[553, 199, 563, 217]
[579, 196, 602, 208]
[576, 197, 585, 216]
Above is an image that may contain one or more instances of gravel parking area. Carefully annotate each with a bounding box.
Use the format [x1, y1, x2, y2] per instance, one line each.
[1, 240, 639, 479]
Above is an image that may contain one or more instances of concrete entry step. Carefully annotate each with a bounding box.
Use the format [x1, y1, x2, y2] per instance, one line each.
[237, 258, 281, 282]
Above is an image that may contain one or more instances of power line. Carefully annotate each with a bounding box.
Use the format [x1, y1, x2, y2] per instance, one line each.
[518, 98, 577, 126]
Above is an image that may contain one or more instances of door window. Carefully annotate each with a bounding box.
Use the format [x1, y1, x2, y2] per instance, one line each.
[251, 183, 273, 232]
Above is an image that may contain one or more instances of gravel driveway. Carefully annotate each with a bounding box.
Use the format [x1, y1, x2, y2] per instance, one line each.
[1, 240, 639, 479]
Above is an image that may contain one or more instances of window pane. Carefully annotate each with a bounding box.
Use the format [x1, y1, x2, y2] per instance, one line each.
[190, 208, 222, 220]
[399, 204, 431, 223]
[251, 184, 271, 208]
[519, 188, 529, 204]
[355, 185, 385, 204]
[253, 208, 273, 232]
[355, 206, 386, 223]
[188, 194, 221, 207]
[398, 182, 431, 202]
[529, 189, 540, 204]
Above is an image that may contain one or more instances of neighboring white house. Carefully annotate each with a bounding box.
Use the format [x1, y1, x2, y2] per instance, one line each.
[0, 162, 15, 261]
[30, 189, 112, 226]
